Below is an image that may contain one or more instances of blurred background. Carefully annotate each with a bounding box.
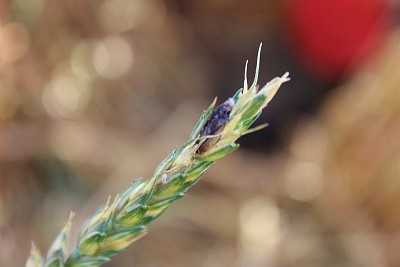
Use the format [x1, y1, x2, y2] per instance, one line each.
[1, 0, 400, 266]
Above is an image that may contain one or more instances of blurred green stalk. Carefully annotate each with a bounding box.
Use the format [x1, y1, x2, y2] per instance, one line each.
[26, 45, 289, 267]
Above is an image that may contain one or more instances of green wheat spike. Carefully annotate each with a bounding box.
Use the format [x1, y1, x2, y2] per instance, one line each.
[26, 44, 290, 267]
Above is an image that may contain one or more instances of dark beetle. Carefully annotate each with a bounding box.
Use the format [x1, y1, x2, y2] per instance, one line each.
[197, 98, 234, 154]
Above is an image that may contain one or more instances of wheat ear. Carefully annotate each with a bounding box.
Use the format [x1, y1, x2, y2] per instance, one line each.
[25, 44, 290, 267]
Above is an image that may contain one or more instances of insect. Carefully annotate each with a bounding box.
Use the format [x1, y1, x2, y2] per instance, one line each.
[161, 173, 168, 184]
[197, 98, 234, 154]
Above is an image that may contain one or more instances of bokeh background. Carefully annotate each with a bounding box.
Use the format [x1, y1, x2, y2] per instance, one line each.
[1, 0, 400, 266]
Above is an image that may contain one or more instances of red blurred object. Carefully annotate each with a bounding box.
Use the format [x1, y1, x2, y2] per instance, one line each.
[285, 0, 392, 80]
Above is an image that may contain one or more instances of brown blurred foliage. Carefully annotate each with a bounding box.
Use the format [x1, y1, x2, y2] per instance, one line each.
[1, 1, 400, 267]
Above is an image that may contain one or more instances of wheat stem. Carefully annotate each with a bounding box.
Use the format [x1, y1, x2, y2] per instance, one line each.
[26, 46, 289, 267]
